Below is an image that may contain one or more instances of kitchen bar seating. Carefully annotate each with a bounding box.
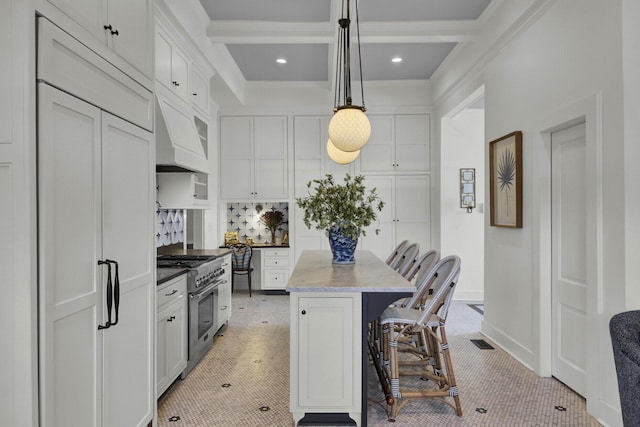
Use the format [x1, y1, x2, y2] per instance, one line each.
[378, 255, 462, 421]
[385, 240, 409, 266]
[395, 243, 420, 278]
[371, 250, 441, 360]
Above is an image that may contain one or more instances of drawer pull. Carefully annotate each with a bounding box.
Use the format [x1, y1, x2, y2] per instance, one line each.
[165, 289, 178, 296]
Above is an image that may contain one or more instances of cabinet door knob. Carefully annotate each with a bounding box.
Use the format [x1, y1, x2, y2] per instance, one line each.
[301, 310, 306, 315]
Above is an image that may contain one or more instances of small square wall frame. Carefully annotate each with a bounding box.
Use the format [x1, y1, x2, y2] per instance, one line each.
[460, 168, 476, 212]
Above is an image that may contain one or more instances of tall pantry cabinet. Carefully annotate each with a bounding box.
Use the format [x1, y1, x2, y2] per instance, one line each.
[37, 15, 155, 427]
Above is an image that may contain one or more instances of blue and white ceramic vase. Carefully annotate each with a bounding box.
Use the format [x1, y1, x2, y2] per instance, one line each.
[328, 226, 358, 264]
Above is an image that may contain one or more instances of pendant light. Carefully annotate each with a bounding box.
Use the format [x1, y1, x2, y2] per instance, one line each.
[327, 139, 361, 164]
[328, 0, 370, 153]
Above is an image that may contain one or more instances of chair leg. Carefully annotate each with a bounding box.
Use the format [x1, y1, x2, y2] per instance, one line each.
[248, 272, 252, 297]
[439, 325, 462, 416]
[388, 328, 400, 421]
[231, 273, 235, 293]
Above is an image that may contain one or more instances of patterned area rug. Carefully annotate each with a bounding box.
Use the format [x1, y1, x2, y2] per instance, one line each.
[157, 295, 601, 426]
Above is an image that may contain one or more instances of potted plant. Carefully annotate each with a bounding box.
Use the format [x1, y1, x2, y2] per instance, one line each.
[261, 210, 285, 245]
[296, 174, 384, 264]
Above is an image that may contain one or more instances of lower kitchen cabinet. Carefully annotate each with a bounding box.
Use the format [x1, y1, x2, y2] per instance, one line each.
[261, 248, 290, 290]
[156, 274, 188, 398]
[217, 253, 232, 329]
[290, 292, 362, 426]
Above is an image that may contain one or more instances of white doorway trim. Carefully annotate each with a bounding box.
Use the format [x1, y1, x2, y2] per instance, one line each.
[531, 93, 603, 412]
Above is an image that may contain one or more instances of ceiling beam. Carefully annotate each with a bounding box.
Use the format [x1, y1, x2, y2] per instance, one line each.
[206, 20, 478, 44]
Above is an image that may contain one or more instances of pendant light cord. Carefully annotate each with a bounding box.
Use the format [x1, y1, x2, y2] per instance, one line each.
[333, 0, 365, 111]
[355, 0, 365, 110]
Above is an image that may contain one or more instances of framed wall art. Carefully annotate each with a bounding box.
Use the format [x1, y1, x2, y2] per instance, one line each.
[489, 131, 523, 228]
[460, 168, 476, 212]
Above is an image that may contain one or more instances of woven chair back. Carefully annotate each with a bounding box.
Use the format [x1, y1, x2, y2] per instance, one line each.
[415, 255, 461, 327]
[385, 240, 409, 265]
[231, 243, 252, 271]
[404, 249, 440, 284]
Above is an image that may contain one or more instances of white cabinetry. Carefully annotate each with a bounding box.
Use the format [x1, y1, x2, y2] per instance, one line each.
[290, 292, 362, 426]
[155, 25, 190, 103]
[360, 175, 432, 261]
[38, 83, 154, 427]
[261, 248, 290, 290]
[156, 274, 188, 398]
[40, 0, 154, 82]
[217, 254, 232, 329]
[220, 116, 288, 200]
[359, 114, 430, 173]
[190, 63, 210, 117]
[293, 116, 354, 263]
[157, 172, 208, 208]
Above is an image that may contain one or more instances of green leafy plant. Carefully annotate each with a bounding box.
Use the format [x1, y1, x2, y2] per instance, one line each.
[296, 174, 385, 240]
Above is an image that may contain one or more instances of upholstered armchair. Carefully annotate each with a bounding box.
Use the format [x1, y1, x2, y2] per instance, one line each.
[609, 310, 640, 426]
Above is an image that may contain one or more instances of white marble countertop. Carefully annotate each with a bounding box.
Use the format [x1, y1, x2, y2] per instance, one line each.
[286, 250, 415, 293]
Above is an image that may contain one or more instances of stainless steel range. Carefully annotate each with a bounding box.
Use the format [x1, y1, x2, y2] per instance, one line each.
[157, 255, 227, 375]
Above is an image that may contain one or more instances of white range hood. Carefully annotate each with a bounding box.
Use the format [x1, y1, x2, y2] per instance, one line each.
[155, 92, 209, 174]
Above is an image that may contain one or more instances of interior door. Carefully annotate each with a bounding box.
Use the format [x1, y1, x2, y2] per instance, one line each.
[38, 84, 102, 427]
[101, 111, 154, 427]
[551, 122, 587, 396]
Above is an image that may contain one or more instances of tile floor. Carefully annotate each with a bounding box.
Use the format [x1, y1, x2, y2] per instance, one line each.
[157, 293, 601, 426]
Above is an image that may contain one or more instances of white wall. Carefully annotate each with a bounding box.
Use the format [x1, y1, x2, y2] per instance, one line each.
[433, 1, 626, 425]
[622, 0, 640, 309]
[440, 108, 485, 301]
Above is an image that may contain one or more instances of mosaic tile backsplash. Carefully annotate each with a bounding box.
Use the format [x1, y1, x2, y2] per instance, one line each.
[227, 202, 289, 244]
[156, 209, 185, 247]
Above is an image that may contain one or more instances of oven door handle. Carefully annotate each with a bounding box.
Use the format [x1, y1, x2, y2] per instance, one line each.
[190, 281, 219, 300]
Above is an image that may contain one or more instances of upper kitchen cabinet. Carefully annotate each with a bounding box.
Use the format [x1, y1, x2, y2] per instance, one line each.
[359, 174, 432, 262]
[293, 116, 354, 199]
[38, 0, 154, 87]
[220, 116, 288, 200]
[190, 62, 210, 118]
[154, 12, 214, 177]
[156, 25, 190, 103]
[359, 114, 431, 173]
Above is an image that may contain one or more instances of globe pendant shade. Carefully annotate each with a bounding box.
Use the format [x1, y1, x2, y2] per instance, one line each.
[327, 139, 360, 165]
[328, 108, 371, 152]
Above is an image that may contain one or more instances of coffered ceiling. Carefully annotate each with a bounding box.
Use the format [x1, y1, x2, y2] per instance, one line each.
[198, 0, 493, 84]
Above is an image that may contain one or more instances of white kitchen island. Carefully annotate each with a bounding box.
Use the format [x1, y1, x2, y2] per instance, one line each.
[287, 250, 414, 427]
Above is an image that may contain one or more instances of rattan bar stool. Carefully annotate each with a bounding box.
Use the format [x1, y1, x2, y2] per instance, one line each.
[386, 240, 409, 267]
[395, 243, 420, 277]
[379, 255, 462, 420]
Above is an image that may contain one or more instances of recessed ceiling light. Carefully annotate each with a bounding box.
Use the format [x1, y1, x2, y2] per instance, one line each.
[391, 57, 403, 63]
[276, 58, 287, 64]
